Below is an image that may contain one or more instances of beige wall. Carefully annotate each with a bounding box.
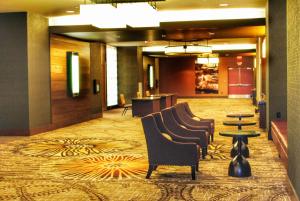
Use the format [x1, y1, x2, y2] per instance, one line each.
[117, 47, 140, 103]
[0, 12, 52, 135]
[287, 0, 300, 198]
[0, 12, 29, 135]
[27, 13, 51, 130]
[267, 0, 287, 126]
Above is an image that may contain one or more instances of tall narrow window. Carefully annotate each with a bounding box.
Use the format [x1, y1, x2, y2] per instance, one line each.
[106, 45, 118, 107]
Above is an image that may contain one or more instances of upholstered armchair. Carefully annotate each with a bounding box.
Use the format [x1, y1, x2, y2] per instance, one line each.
[141, 115, 200, 180]
[161, 108, 209, 145]
[172, 104, 214, 142]
[152, 112, 208, 159]
[182, 102, 215, 133]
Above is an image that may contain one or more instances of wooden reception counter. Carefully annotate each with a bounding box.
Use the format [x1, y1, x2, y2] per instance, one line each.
[132, 94, 177, 117]
[149, 94, 176, 110]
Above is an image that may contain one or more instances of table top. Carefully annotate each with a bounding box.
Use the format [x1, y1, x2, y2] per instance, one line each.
[149, 93, 175, 97]
[219, 130, 260, 137]
[226, 113, 254, 118]
[223, 120, 257, 126]
[132, 97, 161, 101]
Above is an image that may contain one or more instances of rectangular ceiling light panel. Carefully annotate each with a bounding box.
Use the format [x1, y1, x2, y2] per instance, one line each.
[80, 4, 127, 28]
[117, 3, 159, 27]
[212, 44, 256, 50]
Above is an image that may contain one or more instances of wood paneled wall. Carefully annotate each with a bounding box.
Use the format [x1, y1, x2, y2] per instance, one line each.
[50, 34, 102, 128]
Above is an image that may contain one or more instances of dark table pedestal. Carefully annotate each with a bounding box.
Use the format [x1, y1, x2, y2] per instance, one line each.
[231, 141, 249, 158]
[229, 154, 251, 177]
[229, 137, 251, 177]
[219, 130, 260, 177]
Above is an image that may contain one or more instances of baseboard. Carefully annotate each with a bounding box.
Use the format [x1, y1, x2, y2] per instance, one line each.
[0, 113, 103, 136]
[178, 95, 228, 98]
[51, 113, 102, 131]
[288, 176, 300, 201]
[29, 124, 53, 135]
[0, 129, 30, 136]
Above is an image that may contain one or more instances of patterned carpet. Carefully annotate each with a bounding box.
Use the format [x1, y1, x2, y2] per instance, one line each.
[0, 98, 297, 201]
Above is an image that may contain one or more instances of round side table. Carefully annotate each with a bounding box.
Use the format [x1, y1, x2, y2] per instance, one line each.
[226, 113, 254, 121]
[219, 130, 260, 177]
[223, 120, 257, 144]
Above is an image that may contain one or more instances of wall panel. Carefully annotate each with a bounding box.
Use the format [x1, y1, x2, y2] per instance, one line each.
[159, 56, 246, 97]
[50, 34, 102, 128]
[287, 0, 300, 198]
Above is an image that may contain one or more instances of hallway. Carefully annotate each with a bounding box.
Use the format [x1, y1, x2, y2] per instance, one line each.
[0, 99, 296, 200]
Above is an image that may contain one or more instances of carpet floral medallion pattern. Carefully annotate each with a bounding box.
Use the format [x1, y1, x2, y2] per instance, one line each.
[56, 154, 148, 180]
[12, 138, 142, 157]
[206, 143, 231, 160]
[0, 99, 297, 200]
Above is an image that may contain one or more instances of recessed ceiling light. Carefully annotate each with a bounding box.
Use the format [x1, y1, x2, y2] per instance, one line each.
[219, 3, 229, 7]
[66, 10, 75, 13]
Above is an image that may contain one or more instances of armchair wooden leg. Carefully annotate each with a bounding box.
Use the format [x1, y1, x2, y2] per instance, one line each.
[196, 163, 199, 172]
[153, 165, 158, 170]
[124, 107, 128, 115]
[146, 165, 155, 179]
[211, 134, 214, 142]
[191, 166, 196, 180]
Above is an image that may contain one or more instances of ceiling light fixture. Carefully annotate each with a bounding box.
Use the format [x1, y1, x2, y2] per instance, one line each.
[142, 43, 256, 53]
[219, 3, 229, 7]
[80, 4, 127, 28]
[117, 3, 159, 27]
[48, 15, 90, 26]
[196, 54, 219, 67]
[212, 44, 256, 50]
[165, 45, 212, 55]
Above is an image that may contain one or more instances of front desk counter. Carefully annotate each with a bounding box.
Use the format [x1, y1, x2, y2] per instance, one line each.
[132, 97, 161, 117]
[149, 94, 177, 109]
[132, 94, 177, 117]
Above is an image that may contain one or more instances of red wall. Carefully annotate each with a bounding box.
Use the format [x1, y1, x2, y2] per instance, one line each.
[159, 57, 196, 97]
[159, 56, 254, 97]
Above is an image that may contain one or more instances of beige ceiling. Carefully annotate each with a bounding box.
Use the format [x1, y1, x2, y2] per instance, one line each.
[157, 0, 266, 10]
[0, 0, 266, 16]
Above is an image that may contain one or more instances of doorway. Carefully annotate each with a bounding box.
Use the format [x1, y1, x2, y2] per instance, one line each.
[228, 67, 254, 98]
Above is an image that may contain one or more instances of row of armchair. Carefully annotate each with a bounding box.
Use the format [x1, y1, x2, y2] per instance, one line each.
[141, 102, 215, 180]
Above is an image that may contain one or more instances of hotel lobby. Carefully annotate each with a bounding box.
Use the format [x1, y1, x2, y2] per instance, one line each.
[0, 0, 299, 200]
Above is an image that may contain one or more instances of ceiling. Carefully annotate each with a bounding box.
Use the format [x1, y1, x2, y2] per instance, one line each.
[0, 0, 266, 16]
[0, 0, 267, 52]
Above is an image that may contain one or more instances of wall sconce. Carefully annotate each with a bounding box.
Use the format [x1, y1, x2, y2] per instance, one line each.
[67, 52, 80, 97]
[93, 79, 100, 94]
[147, 64, 154, 89]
